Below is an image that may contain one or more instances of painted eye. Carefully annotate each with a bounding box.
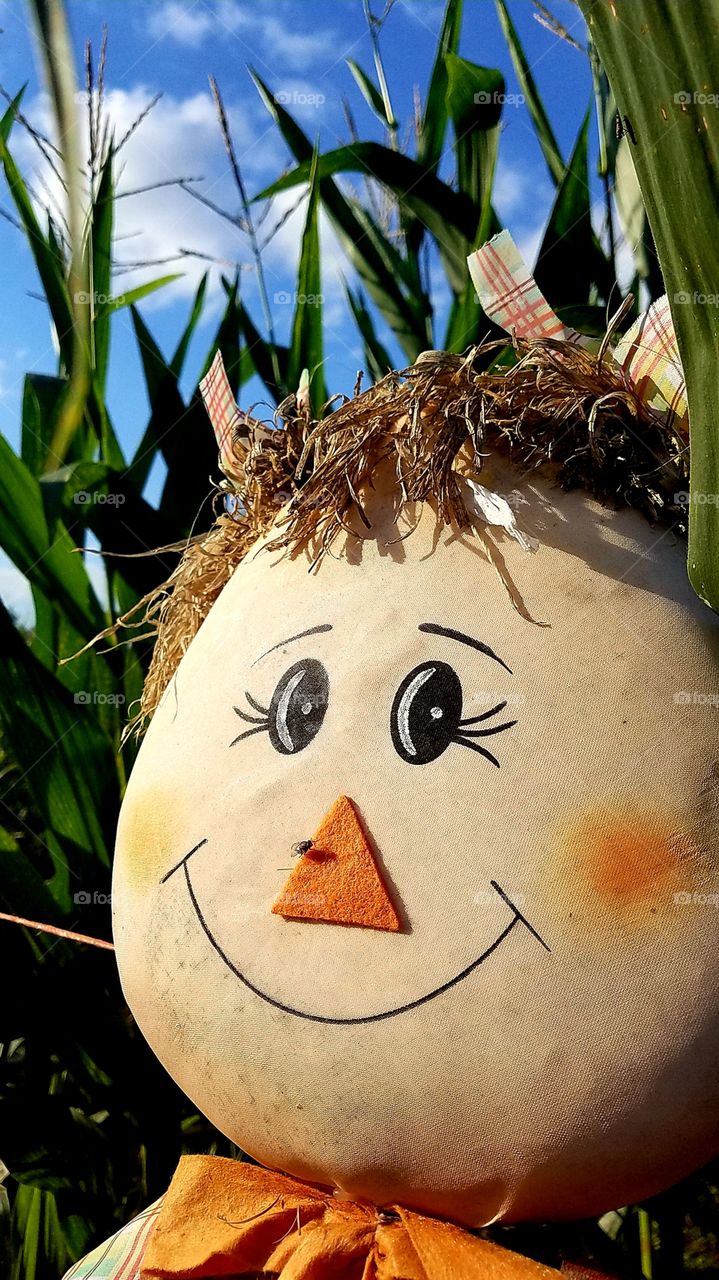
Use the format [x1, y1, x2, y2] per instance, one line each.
[390, 661, 463, 765]
[268, 659, 329, 755]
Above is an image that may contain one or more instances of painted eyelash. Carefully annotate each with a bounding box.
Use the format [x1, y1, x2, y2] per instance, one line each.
[230, 691, 270, 747]
[453, 700, 517, 768]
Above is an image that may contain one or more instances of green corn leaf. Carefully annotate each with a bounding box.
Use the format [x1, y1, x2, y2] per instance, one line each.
[255, 143, 476, 244]
[21, 374, 68, 477]
[90, 148, 114, 392]
[443, 282, 483, 353]
[255, 140, 475, 296]
[613, 135, 649, 278]
[238, 300, 289, 403]
[418, 0, 464, 173]
[128, 308, 219, 532]
[0, 598, 117, 863]
[0, 824, 62, 920]
[344, 284, 394, 383]
[0, 85, 24, 143]
[287, 151, 325, 410]
[45, 458, 173, 599]
[0, 434, 104, 638]
[199, 275, 249, 395]
[494, 0, 565, 185]
[534, 106, 611, 305]
[96, 274, 182, 318]
[575, 0, 719, 609]
[87, 377, 126, 471]
[129, 279, 238, 490]
[171, 272, 209, 378]
[0, 134, 74, 368]
[250, 69, 429, 359]
[346, 59, 396, 129]
[444, 52, 504, 216]
[127, 306, 188, 487]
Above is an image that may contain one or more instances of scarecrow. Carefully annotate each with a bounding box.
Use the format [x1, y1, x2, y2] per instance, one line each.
[62, 234, 719, 1279]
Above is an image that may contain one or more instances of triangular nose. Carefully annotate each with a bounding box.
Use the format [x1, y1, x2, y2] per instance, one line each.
[272, 796, 401, 931]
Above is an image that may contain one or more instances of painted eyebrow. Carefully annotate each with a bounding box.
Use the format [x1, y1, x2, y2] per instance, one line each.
[251, 623, 333, 666]
[418, 622, 512, 674]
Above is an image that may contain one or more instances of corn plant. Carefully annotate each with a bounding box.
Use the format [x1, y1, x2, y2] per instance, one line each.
[574, 0, 719, 610]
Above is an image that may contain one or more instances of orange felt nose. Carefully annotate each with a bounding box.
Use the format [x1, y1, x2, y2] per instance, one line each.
[272, 795, 401, 932]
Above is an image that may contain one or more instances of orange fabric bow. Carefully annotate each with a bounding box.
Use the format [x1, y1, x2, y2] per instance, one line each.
[139, 1155, 563, 1279]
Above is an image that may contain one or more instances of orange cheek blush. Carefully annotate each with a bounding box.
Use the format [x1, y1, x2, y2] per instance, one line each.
[116, 787, 186, 891]
[561, 809, 700, 905]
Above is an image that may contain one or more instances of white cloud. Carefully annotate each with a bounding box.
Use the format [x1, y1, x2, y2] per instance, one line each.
[494, 159, 552, 221]
[515, 223, 544, 271]
[13, 72, 357, 358]
[14, 85, 288, 307]
[147, 1, 337, 69]
[146, 1, 214, 45]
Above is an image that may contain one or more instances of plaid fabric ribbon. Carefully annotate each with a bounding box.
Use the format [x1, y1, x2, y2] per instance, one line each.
[198, 350, 246, 483]
[468, 230, 688, 435]
[468, 229, 582, 345]
[613, 294, 686, 429]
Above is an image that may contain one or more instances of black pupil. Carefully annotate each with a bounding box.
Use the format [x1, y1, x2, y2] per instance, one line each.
[268, 658, 329, 755]
[390, 661, 463, 765]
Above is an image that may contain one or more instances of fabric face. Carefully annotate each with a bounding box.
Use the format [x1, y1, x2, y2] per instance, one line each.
[112, 464, 719, 1225]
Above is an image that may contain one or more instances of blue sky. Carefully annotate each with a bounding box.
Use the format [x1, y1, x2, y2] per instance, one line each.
[0, 0, 595, 611]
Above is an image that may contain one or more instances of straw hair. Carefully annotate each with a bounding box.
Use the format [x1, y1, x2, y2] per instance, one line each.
[110, 337, 688, 737]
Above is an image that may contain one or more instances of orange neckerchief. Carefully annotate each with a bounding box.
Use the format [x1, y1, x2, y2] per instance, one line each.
[139, 1154, 565, 1279]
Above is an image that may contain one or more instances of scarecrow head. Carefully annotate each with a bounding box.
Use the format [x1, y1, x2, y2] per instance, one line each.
[111, 246, 719, 1228]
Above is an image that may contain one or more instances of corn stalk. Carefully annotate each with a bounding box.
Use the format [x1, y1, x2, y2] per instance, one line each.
[576, 0, 719, 611]
[28, 0, 92, 467]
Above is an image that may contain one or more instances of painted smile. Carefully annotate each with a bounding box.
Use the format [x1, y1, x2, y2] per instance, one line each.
[162, 841, 551, 1025]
